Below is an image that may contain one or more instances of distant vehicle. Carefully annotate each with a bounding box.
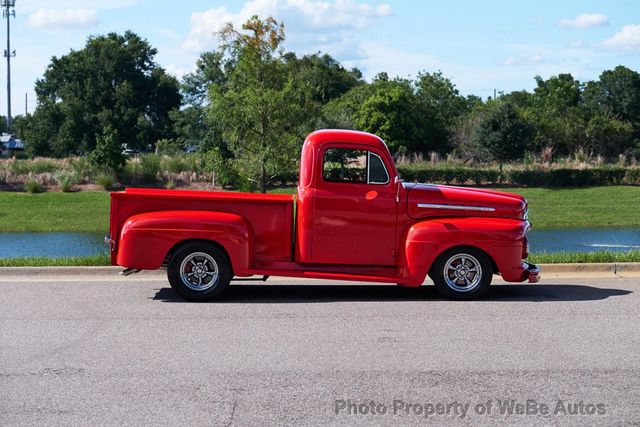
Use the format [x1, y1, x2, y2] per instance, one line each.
[121, 149, 140, 157]
[106, 130, 539, 302]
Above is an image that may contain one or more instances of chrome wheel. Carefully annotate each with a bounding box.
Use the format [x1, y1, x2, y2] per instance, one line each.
[443, 253, 482, 293]
[179, 252, 219, 292]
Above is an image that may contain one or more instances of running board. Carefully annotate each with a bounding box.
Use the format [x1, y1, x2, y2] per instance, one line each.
[232, 275, 270, 282]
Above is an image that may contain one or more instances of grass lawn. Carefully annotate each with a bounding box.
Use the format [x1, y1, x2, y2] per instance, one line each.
[1, 186, 638, 234]
[529, 250, 640, 264]
[0, 191, 110, 234]
[502, 186, 640, 230]
[1, 186, 639, 233]
[0, 254, 110, 267]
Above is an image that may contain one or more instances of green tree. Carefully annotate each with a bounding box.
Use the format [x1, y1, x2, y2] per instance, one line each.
[583, 66, 640, 133]
[208, 16, 314, 193]
[89, 125, 125, 172]
[283, 52, 363, 104]
[415, 71, 469, 153]
[472, 101, 531, 173]
[29, 31, 181, 157]
[323, 74, 424, 155]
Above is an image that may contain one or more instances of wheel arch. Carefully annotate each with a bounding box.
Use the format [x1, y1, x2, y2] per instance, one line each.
[116, 210, 253, 274]
[402, 218, 524, 285]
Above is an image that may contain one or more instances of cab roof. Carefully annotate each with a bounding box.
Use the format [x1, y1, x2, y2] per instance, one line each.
[304, 129, 391, 154]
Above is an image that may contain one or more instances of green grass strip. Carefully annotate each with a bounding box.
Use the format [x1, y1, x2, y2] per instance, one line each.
[0, 251, 638, 267]
[0, 254, 110, 267]
[529, 250, 640, 264]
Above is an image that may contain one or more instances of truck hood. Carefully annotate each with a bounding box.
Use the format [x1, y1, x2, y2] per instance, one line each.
[404, 183, 527, 221]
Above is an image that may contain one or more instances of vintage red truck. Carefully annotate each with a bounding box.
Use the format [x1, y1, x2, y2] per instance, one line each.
[106, 129, 539, 301]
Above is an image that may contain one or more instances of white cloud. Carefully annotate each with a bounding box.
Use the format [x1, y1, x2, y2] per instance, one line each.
[164, 63, 193, 79]
[27, 8, 99, 29]
[559, 13, 609, 29]
[603, 25, 640, 50]
[182, 0, 391, 55]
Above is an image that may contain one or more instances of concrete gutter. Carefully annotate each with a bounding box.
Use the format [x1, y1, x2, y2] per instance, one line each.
[1, 263, 640, 280]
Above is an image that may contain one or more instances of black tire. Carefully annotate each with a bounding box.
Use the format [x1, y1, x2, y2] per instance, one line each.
[167, 241, 232, 302]
[429, 247, 492, 300]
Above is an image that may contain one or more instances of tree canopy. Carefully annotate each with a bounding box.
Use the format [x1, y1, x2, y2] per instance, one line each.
[12, 18, 640, 191]
[21, 31, 181, 162]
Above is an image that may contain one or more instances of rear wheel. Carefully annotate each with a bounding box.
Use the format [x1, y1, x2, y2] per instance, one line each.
[430, 247, 492, 300]
[167, 242, 232, 301]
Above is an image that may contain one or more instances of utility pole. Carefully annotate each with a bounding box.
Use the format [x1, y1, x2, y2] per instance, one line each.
[2, 0, 15, 132]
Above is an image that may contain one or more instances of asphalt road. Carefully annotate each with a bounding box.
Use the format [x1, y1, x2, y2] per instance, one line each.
[1, 273, 639, 426]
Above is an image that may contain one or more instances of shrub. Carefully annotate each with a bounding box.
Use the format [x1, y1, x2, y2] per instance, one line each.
[25, 180, 44, 193]
[55, 172, 78, 192]
[96, 175, 116, 191]
[139, 155, 161, 183]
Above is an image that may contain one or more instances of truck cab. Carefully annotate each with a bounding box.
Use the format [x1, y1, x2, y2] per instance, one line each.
[108, 129, 539, 301]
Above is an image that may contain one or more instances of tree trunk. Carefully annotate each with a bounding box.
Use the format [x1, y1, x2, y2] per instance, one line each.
[260, 161, 267, 193]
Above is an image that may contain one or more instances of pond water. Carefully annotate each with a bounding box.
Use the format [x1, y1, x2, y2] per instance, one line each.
[0, 233, 108, 258]
[0, 228, 638, 258]
[528, 228, 640, 253]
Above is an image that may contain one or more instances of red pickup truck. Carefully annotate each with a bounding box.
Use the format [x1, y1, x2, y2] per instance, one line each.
[107, 129, 539, 301]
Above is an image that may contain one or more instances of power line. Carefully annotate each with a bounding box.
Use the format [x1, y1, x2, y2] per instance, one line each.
[2, 0, 15, 131]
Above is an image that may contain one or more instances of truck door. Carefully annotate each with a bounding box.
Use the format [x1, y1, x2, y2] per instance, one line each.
[311, 146, 398, 266]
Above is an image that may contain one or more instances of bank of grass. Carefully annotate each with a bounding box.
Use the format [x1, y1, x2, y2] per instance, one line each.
[529, 250, 640, 264]
[0, 254, 110, 267]
[1, 186, 638, 233]
[1, 186, 639, 266]
[1, 252, 637, 266]
[0, 191, 110, 233]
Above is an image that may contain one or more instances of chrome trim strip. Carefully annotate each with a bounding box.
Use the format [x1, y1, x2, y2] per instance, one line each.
[417, 203, 496, 212]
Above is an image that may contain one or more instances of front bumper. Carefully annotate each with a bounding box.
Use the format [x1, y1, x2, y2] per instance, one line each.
[524, 262, 541, 283]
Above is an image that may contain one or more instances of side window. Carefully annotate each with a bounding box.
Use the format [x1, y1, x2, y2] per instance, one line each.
[368, 152, 389, 184]
[322, 148, 390, 185]
[323, 148, 368, 183]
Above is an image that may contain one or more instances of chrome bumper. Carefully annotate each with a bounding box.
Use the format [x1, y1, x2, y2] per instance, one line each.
[524, 262, 541, 283]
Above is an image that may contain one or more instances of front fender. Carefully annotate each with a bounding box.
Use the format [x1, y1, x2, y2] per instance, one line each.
[401, 217, 529, 285]
[116, 210, 253, 274]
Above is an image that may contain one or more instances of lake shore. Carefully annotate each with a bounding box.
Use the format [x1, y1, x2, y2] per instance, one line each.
[1, 186, 639, 265]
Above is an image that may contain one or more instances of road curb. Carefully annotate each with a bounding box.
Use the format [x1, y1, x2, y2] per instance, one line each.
[0, 266, 164, 277]
[1, 263, 640, 278]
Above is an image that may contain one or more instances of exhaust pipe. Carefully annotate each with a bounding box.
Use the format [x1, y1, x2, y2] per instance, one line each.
[120, 268, 141, 276]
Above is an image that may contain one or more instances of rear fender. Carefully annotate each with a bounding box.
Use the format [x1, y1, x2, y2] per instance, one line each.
[401, 217, 528, 285]
[116, 210, 253, 274]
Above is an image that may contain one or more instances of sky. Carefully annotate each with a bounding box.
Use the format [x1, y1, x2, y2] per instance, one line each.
[5, 0, 640, 118]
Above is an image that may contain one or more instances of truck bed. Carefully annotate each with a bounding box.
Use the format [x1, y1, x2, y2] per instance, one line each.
[110, 188, 295, 264]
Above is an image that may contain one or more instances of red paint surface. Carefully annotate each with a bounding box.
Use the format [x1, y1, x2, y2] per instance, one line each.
[108, 129, 535, 285]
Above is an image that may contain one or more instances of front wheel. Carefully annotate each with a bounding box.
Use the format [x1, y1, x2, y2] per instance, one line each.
[167, 242, 232, 302]
[429, 247, 492, 300]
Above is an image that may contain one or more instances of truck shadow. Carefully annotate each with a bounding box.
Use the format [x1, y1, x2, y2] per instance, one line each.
[152, 283, 631, 303]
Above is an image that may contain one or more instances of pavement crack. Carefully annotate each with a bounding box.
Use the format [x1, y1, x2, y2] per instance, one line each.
[226, 399, 237, 427]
